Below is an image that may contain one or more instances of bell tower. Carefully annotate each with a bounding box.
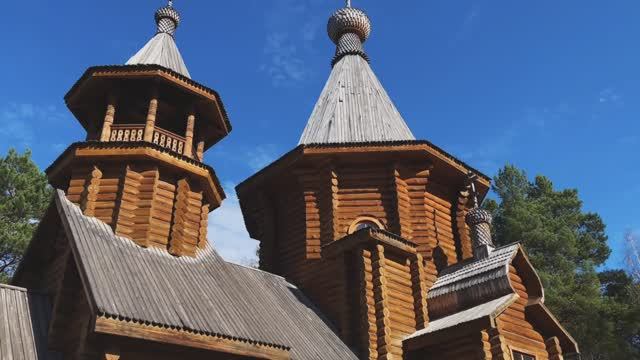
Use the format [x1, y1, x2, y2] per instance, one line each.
[237, 1, 491, 359]
[47, 1, 231, 257]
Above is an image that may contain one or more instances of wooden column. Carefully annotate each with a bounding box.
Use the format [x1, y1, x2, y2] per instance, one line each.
[184, 114, 196, 158]
[80, 167, 102, 217]
[100, 102, 116, 142]
[196, 141, 205, 162]
[143, 98, 159, 142]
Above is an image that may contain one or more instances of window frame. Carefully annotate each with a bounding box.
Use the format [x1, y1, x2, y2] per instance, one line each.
[511, 349, 536, 360]
[347, 216, 385, 234]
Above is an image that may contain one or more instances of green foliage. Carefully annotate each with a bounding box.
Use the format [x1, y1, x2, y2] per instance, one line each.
[487, 165, 639, 359]
[0, 149, 52, 283]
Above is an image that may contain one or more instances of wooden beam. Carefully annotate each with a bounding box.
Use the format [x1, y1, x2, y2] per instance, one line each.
[93, 317, 290, 360]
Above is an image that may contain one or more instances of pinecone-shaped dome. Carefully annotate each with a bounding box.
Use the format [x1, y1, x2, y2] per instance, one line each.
[327, 7, 371, 44]
[155, 2, 181, 35]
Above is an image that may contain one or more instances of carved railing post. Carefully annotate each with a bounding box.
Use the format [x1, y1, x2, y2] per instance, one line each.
[184, 114, 195, 158]
[100, 101, 116, 142]
[143, 98, 158, 142]
[196, 140, 205, 162]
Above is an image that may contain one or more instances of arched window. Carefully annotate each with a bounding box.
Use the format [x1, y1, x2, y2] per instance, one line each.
[348, 217, 385, 234]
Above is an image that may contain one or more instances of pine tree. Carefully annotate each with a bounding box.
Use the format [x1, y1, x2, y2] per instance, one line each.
[0, 149, 52, 282]
[485, 165, 639, 359]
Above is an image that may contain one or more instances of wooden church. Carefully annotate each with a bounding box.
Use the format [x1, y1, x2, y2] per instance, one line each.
[3, 1, 581, 359]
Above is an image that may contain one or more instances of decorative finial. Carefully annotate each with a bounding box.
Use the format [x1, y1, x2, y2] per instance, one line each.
[467, 172, 480, 208]
[155, 1, 181, 36]
[327, 2, 371, 66]
[465, 172, 494, 258]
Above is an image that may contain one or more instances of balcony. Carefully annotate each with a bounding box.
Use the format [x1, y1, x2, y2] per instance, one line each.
[109, 124, 197, 159]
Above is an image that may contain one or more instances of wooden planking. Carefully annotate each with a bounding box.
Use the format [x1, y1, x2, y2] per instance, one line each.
[383, 254, 416, 358]
[409, 253, 429, 330]
[299, 169, 322, 259]
[406, 167, 433, 256]
[392, 166, 412, 240]
[115, 166, 143, 243]
[372, 245, 394, 359]
[170, 179, 204, 257]
[335, 166, 394, 239]
[494, 266, 551, 360]
[359, 248, 378, 360]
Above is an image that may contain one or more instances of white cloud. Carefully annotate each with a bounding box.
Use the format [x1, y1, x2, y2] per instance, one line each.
[598, 88, 622, 105]
[246, 144, 280, 172]
[454, 104, 572, 175]
[260, 0, 322, 87]
[0, 103, 67, 146]
[260, 33, 308, 87]
[208, 182, 259, 266]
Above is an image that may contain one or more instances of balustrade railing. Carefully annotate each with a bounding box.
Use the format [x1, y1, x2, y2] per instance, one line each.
[110, 124, 144, 142]
[108, 124, 196, 158]
[153, 127, 185, 155]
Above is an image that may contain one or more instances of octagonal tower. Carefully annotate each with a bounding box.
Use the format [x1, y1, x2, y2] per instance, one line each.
[237, 2, 490, 358]
[47, 2, 231, 257]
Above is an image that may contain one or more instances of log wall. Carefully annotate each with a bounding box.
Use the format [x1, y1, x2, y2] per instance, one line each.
[494, 266, 552, 360]
[65, 162, 210, 257]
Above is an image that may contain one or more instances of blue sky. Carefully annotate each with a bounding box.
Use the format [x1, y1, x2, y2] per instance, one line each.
[1, 0, 637, 267]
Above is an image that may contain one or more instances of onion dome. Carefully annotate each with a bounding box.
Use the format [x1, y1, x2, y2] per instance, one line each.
[327, 3, 372, 66]
[155, 1, 181, 36]
[466, 206, 494, 255]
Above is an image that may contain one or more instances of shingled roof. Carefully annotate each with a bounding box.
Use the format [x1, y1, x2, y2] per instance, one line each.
[0, 284, 61, 360]
[54, 190, 358, 359]
[298, 5, 415, 145]
[429, 243, 521, 300]
[299, 54, 416, 145]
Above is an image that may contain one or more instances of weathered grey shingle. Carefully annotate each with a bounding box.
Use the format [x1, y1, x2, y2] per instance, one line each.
[54, 190, 357, 359]
[429, 243, 520, 299]
[126, 32, 191, 78]
[299, 54, 415, 145]
[0, 284, 61, 360]
[406, 294, 517, 339]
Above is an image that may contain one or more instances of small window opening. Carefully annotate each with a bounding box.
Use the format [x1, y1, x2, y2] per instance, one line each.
[348, 217, 385, 234]
[513, 351, 536, 360]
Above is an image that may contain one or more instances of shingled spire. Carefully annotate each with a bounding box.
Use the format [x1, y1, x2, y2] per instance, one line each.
[298, 1, 415, 145]
[126, 0, 191, 78]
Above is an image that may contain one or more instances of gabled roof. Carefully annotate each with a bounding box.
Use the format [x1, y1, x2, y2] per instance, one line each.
[299, 54, 415, 145]
[126, 32, 191, 78]
[429, 243, 521, 300]
[53, 190, 357, 359]
[0, 284, 61, 360]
